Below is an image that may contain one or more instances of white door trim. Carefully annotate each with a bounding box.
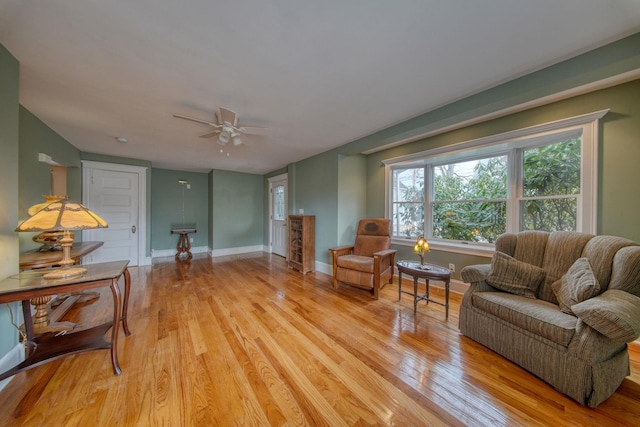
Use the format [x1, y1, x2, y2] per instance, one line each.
[81, 160, 149, 265]
[268, 173, 288, 257]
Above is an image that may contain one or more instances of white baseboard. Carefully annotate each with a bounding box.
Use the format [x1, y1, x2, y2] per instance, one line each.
[0, 343, 25, 392]
[151, 245, 209, 259]
[210, 245, 267, 257]
[315, 261, 332, 276]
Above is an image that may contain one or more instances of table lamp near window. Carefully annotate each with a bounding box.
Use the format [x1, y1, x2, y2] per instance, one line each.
[16, 196, 108, 279]
[413, 236, 430, 266]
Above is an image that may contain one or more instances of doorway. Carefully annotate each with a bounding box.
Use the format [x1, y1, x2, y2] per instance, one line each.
[269, 173, 288, 258]
[82, 161, 147, 266]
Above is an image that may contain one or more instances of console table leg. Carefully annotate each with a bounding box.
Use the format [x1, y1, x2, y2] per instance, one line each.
[109, 280, 122, 376]
[121, 268, 131, 336]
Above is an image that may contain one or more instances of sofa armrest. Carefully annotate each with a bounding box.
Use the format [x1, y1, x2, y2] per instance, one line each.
[572, 289, 640, 343]
[460, 264, 491, 284]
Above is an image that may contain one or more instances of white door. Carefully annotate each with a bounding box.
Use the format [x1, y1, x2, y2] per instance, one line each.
[270, 175, 288, 257]
[82, 162, 146, 266]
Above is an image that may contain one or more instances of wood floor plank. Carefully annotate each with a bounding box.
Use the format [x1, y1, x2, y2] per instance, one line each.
[1, 253, 640, 426]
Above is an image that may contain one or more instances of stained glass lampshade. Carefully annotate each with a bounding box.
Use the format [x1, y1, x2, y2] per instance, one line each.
[16, 196, 108, 279]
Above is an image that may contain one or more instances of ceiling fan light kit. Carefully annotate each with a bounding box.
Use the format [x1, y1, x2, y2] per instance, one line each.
[218, 131, 229, 145]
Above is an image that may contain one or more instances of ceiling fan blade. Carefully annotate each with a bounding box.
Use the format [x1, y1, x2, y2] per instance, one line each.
[238, 126, 270, 136]
[173, 113, 220, 128]
[199, 130, 221, 138]
[217, 107, 238, 126]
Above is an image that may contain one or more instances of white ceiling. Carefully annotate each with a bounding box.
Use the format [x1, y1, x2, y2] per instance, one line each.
[1, 1, 639, 174]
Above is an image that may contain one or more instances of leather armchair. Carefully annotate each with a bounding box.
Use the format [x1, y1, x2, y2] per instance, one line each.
[329, 218, 396, 299]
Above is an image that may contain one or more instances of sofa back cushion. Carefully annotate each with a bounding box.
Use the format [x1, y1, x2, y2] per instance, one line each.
[608, 245, 640, 297]
[495, 231, 548, 267]
[539, 231, 594, 303]
[581, 235, 637, 292]
[493, 230, 640, 304]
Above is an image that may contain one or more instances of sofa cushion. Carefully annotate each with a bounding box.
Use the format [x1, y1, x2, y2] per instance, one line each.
[572, 289, 640, 343]
[472, 292, 577, 346]
[552, 258, 600, 316]
[486, 251, 546, 299]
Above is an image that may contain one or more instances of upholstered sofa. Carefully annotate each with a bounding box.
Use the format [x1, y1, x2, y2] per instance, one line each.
[460, 231, 640, 407]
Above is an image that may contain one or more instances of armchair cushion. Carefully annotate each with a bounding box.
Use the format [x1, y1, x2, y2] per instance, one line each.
[486, 251, 546, 299]
[337, 255, 374, 273]
[552, 257, 601, 315]
[572, 289, 640, 343]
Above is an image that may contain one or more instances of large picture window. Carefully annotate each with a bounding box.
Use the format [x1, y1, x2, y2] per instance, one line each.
[385, 111, 605, 254]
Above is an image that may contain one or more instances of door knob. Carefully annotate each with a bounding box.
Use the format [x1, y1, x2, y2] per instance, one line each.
[132, 225, 137, 234]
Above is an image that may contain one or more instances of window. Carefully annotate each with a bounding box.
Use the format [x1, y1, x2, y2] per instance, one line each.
[273, 184, 285, 221]
[385, 110, 606, 254]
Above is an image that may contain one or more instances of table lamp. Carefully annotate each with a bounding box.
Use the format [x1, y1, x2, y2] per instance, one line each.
[413, 236, 430, 265]
[16, 196, 108, 279]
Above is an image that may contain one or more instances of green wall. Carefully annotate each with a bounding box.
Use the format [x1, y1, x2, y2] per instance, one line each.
[151, 169, 209, 251]
[288, 151, 340, 264]
[18, 106, 82, 252]
[337, 154, 367, 246]
[0, 44, 21, 368]
[212, 169, 264, 249]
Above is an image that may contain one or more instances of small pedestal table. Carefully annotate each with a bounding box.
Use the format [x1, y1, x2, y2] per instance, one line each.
[171, 228, 196, 260]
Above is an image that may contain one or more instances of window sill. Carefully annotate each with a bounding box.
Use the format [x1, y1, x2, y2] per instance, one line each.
[392, 238, 494, 258]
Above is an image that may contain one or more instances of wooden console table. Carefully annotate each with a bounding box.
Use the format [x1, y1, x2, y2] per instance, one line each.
[0, 260, 131, 381]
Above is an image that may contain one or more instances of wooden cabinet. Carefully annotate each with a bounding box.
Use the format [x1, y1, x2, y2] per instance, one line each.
[288, 215, 315, 274]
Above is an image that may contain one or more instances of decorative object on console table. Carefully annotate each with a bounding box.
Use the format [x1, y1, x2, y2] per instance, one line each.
[15, 196, 108, 333]
[413, 236, 430, 266]
[19, 240, 104, 331]
[288, 215, 315, 274]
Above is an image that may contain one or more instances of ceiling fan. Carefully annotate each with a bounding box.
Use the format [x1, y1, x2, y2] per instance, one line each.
[173, 107, 268, 146]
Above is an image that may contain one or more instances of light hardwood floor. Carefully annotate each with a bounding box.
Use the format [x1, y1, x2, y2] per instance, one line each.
[1, 253, 640, 426]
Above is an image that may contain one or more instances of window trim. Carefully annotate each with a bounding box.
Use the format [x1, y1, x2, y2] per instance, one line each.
[384, 109, 608, 256]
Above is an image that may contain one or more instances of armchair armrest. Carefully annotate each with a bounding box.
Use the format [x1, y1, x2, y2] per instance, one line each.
[572, 289, 640, 343]
[372, 249, 396, 258]
[328, 245, 354, 258]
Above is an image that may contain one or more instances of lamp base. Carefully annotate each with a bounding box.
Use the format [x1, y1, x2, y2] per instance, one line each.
[43, 266, 87, 280]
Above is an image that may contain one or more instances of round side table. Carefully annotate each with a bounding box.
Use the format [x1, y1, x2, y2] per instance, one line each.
[397, 260, 452, 317]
